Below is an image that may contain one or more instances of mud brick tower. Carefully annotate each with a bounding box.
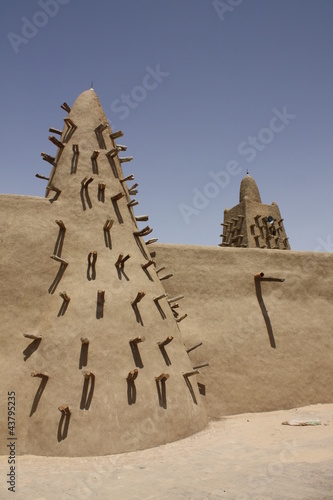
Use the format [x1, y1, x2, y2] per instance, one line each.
[0, 89, 207, 457]
[220, 172, 290, 249]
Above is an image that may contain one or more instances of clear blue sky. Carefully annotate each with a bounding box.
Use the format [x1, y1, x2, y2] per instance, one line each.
[1, 0, 332, 251]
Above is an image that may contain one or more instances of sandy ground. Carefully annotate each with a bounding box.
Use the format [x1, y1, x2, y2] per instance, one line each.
[1, 404, 333, 500]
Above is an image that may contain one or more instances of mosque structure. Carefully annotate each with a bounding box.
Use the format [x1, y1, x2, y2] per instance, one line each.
[1, 89, 332, 457]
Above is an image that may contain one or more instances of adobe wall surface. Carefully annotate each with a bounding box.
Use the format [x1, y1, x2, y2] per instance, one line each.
[154, 243, 333, 418]
[0, 193, 208, 457]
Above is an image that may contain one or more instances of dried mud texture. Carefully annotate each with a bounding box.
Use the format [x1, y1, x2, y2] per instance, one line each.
[155, 243, 333, 418]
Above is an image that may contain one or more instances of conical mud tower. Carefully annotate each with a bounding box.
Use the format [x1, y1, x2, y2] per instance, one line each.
[1, 89, 207, 457]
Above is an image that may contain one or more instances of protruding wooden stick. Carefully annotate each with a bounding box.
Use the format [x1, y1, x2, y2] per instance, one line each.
[95, 123, 108, 134]
[141, 260, 155, 269]
[129, 336, 146, 344]
[23, 333, 42, 340]
[127, 199, 139, 207]
[183, 370, 199, 378]
[111, 192, 125, 202]
[80, 337, 89, 345]
[186, 342, 202, 353]
[110, 130, 123, 140]
[49, 127, 62, 135]
[127, 369, 138, 382]
[159, 273, 173, 281]
[155, 373, 170, 382]
[64, 117, 76, 129]
[50, 255, 68, 265]
[48, 136, 64, 149]
[81, 177, 94, 188]
[83, 371, 94, 379]
[120, 174, 135, 183]
[254, 214, 262, 222]
[145, 238, 158, 245]
[97, 290, 105, 304]
[98, 182, 106, 193]
[119, 156, 133, 163]
[167, 295, 184, 304]
[135, 215, 148, 222]
[48, 185, 62, 195]
[193, 362, 209, 369]
[116, 144, 127, 151]
[88, 251, 97, 266]
[61, 102, 71, 112]
[41, 152, 55, 165]
[155, 266, 166, 274]
[176, 314, 188, 323]
[128, 182, 138, 191]
[31, 371, 49, 378]
[115, 253, 130, 268]
[153, 293, 168, 302]
[133, 226, 152, 237]
[104, 219, 113, 231]
[55, 220, 66, 230]
[72, 144, 79, 154]
[91, 150, 100, 160]
[59, 291, 70, 302]
[254, 272, 264, 279]
[106, 147, 120, 158]
[132, 291, 146, 305]
[158, 336, 173, 347]
[35, 174, 49, 180]
[58, 405, 71, 415]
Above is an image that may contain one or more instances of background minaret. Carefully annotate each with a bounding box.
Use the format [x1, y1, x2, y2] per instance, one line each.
[220, 172, 290, 249]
